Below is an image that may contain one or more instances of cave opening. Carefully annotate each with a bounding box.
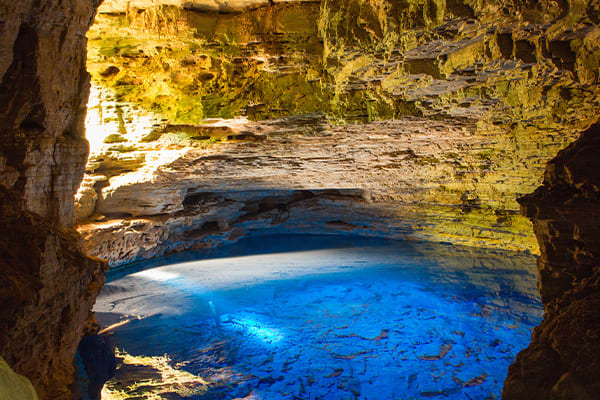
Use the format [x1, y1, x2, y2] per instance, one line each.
[75, 1, 600, 399]
[1, 0, 597, 399]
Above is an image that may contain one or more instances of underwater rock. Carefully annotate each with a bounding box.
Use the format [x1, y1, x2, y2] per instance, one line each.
[94, 235, 544, 399]
[77, 334, 116, 400]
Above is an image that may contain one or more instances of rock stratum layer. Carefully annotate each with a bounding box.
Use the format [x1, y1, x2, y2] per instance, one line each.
[503, 124, 600, 400]
[79, 0, 600, 263]
[0, 1, 107, 399]
[78, 115, 542, 266]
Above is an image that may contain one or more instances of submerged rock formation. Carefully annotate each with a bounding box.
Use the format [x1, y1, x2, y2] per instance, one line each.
[504, 124, 600, 399]
[0, 0, 107, 398]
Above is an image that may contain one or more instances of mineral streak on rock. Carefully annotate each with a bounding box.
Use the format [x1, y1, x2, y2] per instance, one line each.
[0, 0, 107, 398]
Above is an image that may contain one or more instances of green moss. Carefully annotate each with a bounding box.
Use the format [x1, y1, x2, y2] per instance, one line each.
[140, 130, 164, 143]
[103, 134, 127, 144]
[107, 145, 138, 153]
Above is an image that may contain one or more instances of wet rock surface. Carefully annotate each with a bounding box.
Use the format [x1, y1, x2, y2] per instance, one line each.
[503, 124, 600, 400]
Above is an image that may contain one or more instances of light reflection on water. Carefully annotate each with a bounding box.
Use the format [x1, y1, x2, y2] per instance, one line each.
[96, 235, 542, 399]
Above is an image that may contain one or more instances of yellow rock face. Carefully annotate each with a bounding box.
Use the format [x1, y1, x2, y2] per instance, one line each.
[81, 0, 600, 262]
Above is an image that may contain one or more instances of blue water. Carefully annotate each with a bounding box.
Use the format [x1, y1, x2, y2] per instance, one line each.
[96, 235, 543, 399]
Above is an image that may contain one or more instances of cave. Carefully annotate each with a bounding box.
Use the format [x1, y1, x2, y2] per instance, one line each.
[0, 1, 599, 399]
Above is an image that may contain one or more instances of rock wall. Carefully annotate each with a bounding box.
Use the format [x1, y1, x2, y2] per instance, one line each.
[77, 116, 542, 266]
[0, 0, 107, 399]
[503, 124, 600, 399]
[80, 0, 600, 263]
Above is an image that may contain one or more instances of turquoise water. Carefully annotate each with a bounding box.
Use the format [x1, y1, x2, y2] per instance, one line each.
[96, 235, 542, 399]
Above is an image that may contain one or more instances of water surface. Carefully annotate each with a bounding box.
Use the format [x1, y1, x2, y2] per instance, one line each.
[97, 235, 542, 399]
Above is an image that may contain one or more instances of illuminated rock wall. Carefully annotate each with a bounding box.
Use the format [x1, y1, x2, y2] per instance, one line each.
[79, 0, 600, 260]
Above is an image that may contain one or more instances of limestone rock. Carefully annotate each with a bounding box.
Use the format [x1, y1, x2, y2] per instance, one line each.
[84, 0, 600, 259]
[0, 0, 107, 398]
[0, 0, 99, 226]
[503, 124, 600, 399]
[100, 0, 272, 14]
[0, 187, 108, 399]
[78, 115, 546, 265]
[74, 176, 99, 223]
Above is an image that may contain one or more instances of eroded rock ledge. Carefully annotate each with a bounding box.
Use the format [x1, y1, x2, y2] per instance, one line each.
[78, 116, 542, 266]
[503, 124, 600, 399]
[99, 0, 319, 14]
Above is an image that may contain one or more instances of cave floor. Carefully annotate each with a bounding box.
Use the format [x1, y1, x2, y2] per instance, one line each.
[95, 235, 542, 399]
